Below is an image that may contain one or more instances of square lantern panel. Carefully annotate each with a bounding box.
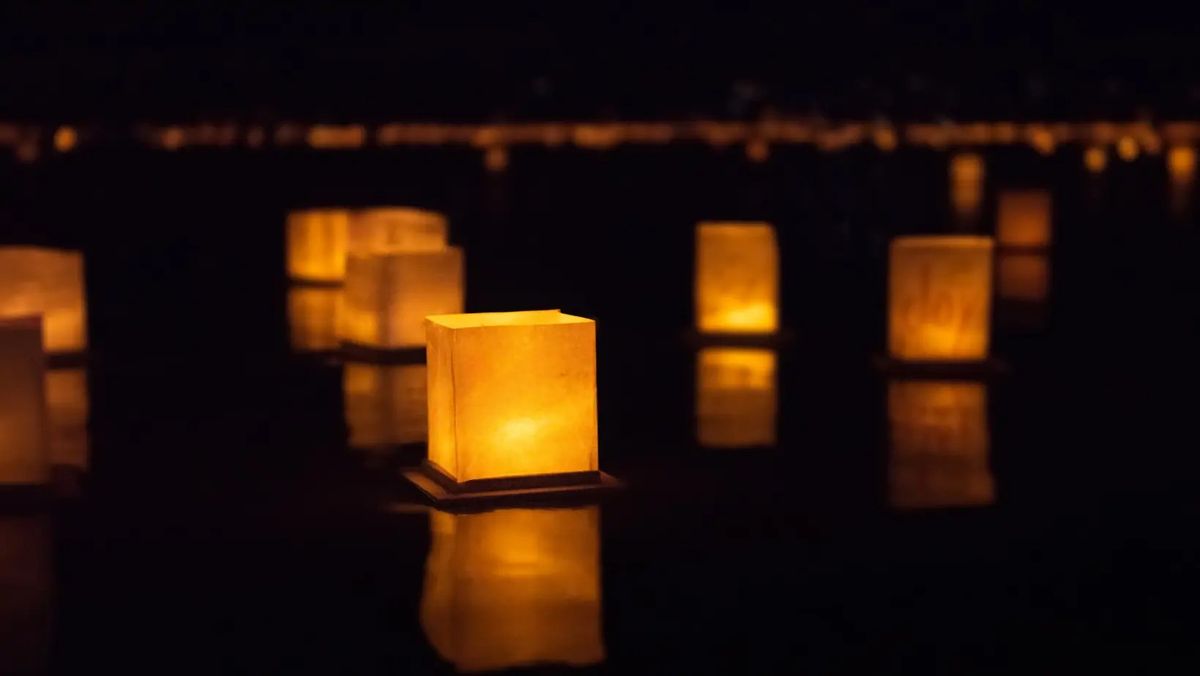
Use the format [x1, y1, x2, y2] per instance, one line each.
[695, 348, 777, 448]
[888, 379, 993, 510]
[694, 222, 779, 335]
[888, 236, 993, 364]
[285, 209, 350, 283]
[340, 248, 464, 351]
[0, 247, 87, 354]
[996, 190, 1052, 249]
[420, 507, 604, 672]
[0, 318, 49, 487]
[347, 207, 448, 256]
[287, 285, 343, 352]
[344, 362, 427, 450]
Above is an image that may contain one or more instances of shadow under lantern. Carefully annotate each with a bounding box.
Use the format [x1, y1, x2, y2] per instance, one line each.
[695, 347, 777, 448]
[0, 319, 50, 491]
[694, 222, 779, 336]
[420, 507, 605, 672]
[0, 247, 88, 355]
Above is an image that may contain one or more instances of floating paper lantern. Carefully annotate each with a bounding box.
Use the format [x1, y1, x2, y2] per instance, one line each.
[343, 362, 426, 449]
[347, 207, 448, 256]
[287, 285, 343, 352]
[285, 209, 350, 283]
[0, 516, 52, 674]
[421, 507, 604, 672]
[888, 236, 993, 363]
[1084, 146, 1108, 173]
[996, 190, 1052, 249]
[1169, 146, 1197, 183]
[340, 248, 464, 350]
[888, 379, 993, 509]
[949, 153, 985, 222]
[996, 251, 1049, 303]
[0, 247, 87, 354]
[0, 318, 48, 486]
[694, 222, 779, 335]
[44, 367, 89, 470]
[695, 348, 777, 448]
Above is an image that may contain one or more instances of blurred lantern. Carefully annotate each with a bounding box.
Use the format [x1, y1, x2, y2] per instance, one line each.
[996, 252, 1049, 303]
[421, 507, 604, 672]
[0, 318, 49, 487]
[694, 222, 779, 335]
[996, 190, 1052, 249]
[1084, 146, 1108, 173]
[44, 367, 89, 471]
[888, 236, 993, 363]
[695, 348, 777, 448]
[287, 285, 342, 352]
[745, 138, 770, 163]
[1117, 136, 1139, 162]
[340, 248, 464, 350]
[0, 516, 52, 674]
[53, 126, 77, 152]
[286, 209, 350, 283]
[347, 208, 448, 256]
[1168, 146, 1197, 215]
[484, 146, 509, 173]
[949, 153, 985, 223]
[0, 247, 87, 354]
[343, 362, 427, 449]
[888, 379, 993, 509]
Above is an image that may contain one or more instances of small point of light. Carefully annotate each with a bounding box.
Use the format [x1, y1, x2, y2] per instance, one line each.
[873, 127, 899, 152]
[1117, 136, 1139, 162]
[1084, 146, 1108, 173]
[53, 126, 77, 152]
[746, 139, 769, 163]
[1168, 146, 1196, 180]
[484, 146, 509, 172]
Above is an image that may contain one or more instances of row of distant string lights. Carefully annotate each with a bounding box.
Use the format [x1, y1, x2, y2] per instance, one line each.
[2, 119, 1200, 170]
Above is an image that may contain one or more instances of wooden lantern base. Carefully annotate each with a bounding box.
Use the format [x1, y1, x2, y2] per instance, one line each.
[873, 354, 1008, 379]
[403, 461, 622, 508]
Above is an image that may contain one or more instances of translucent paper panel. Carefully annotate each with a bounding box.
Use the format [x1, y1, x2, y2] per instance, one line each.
[888, 380, 993, 509]
[0, 247, 87, 353]
[343, 362, 427, 448]
[287, 285, 343, 352]
[949, 153, 985, 222]
[695, 348, 777, 448]
[426, 310, 597, 482]
[996, 190, 1052, 249]
[0, 319, 48, 485]
[285, 209, 350, 282]
[888, 236, 993, 362]
[421, 507, 604, 672]
[694, 222, 779, 334]
[0, 517, 52, 674]
[997, 251, 1050, 303]
[44, 367, 89, 470]
[340, 248, 464, 350]
[347, 207, 448, 256]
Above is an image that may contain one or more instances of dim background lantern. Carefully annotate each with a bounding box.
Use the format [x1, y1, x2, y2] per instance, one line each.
[0, 318, 49, 487]
[287, 285, 343, 352]
[695, 347, 777, 448]
[694, 222, 779, 335]
[44, 367, 89, 471]
[339, 248, 464, 350]
[0, 247, 88, 354]
[888, 236, 993, 364]
[286, 208, 350, 283]
[348, 207, 448, 256]
[888, 379, 993, 509]
[996, 190, 1052, 249]
[420, 507, 604, 672]
[949, 153, 985, 224]
[343, 362, 426, 450]
[0, 516, 52, 674]
[997, 251, 1050, 303]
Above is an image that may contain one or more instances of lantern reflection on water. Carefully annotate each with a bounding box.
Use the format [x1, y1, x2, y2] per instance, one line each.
[949, 153, 985, 223]
[0, 247, 87, 354]
[287, 285, 343, 352]
[347, 207, 448, 256]
[343, 362, 426, 449]
[286, 209, 350, 283]
[695, 348, 777, 448]
[996, 190, 1052, 249]
[0, 516, 52, 674]
[340, 248, 464, 350]
[694, 222, 779, 335]
[44, 367, 89, 470]
[888, 236, 993, 363]
[996, 251, 1050, 303]
[888, 379, 993, 509]
[421, 507, 604, 672]
[0, 319, 48, 487]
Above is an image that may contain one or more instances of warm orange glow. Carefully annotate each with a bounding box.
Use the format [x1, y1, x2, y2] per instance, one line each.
[1028, 126, 1055, 155]
[347, 208, 448, 256]
[888, 236, 993, 363]
[343, 362, 426, 448]
[873, 126, 899, 152]
[996, 190, 1052, 249]
[694, 222, 779, 334]
[1084, 146, 1108, 173]
[286, 209, 350, 283]
[695, 348, 777, 448]
[306, 124, 367, 149]
[485, 146, 509, 172]
[53, 126, 77, 152]
[287, 286, 343, 352]
[0, 516, 52, 674]
[1168, 146, 1196, 183]
[425, 310, 597, 482]
[997, 252, 1050, 303]
[745, 138, 770, 163]
[421, 507, 604, 672]
[1117, 136, 1139, 161]
[340, 248, 464, 349]
[949, 153, 985, 220]
[44, 367, 89, 470]
[0, 318, 48, 486]
[0, 247, 88, 354]
[888, 379, 993, 509]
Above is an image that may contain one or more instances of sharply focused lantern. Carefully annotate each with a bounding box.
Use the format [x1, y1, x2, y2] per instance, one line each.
[285, 209, 350, 283]
[996, 190, 1052, 249]
[44, 367, 89, 470]
[694, 222, 779, 335]
[887, 379, 993, 509]
[339, 248, 464, 350]
[347, 207, 448, 256]
[0, 247, 87, 354]
[287, 285, 343, 352]
[996, 251, 1049, 303]
[695, 348, 777, 448]
[343, 362, 426, 449]
[888, 236, 993, 363]
[420, 507, 604, 672]
[0, 318, 49, 486]
[949, 153, 985, 223]
[0, 516, 52, 674]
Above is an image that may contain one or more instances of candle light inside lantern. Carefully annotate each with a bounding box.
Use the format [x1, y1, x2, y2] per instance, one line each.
[0, 247, 87, 354]
[695, 348, 777, 448]
[694, 222, 779, 335]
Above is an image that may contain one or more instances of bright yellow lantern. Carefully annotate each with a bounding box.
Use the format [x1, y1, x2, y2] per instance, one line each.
[695, 348, 777, 448]
[0, 318, 49, 486]
[340, 248, 464, 350]
[285, 209, 350, 283]
[343, 362, 426, 449]
[949, 153, 985, 222]
[0, 247, 87, 354]
[421, 507, 604, 672]
[694, 222, 779, 334]
[997, 251, 1049, 303]
[287, 285, 343, 352]
[888, 379, 993, 509]
[347, 207, 448, 256]
[888, 236, 993, 363]
[996, 190, 1052, 249]
[44, 367, 89, 471]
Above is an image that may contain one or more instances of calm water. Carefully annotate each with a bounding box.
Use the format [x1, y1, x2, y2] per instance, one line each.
[2, 144, 1200, 673]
